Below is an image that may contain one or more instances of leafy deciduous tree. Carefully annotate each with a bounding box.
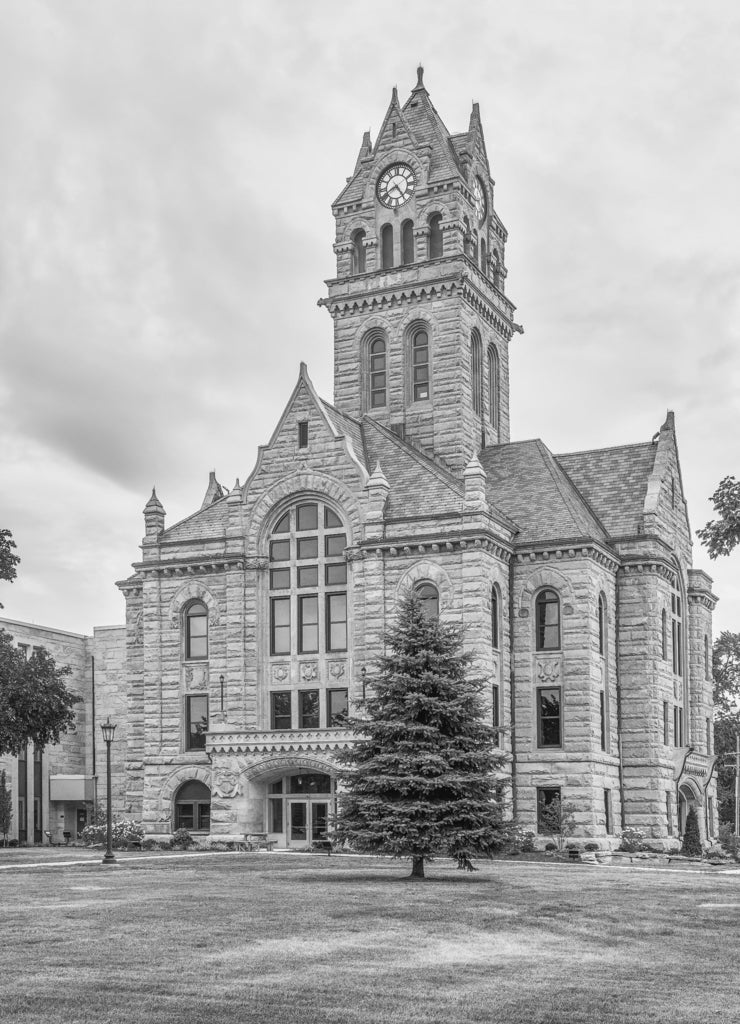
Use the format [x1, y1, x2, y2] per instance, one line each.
[0, 769, 12, 846]
[0, 529, 20, 608]
[333, 595, 508, 879]
[0, 632, 78, 757]
[713, 631, 740, 826]
[697, 476, 740, 559]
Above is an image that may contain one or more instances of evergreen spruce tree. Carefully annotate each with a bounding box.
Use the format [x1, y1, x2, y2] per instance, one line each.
[681, 807, 703, 858]
[333, 595, 509, 878]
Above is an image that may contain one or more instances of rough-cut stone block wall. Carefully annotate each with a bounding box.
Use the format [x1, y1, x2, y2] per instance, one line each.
[91, 625, 127, 816]
[511, 555, 622, 839]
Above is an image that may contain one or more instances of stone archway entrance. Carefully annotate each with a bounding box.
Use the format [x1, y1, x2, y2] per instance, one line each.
[243, 757, 337, 849]
[677, 780, 702, 839]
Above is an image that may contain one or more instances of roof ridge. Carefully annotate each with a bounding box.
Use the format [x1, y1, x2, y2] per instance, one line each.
[361, 417, 463, 495]
[534, 441, 607, 540]
[556, 440, 656, 459]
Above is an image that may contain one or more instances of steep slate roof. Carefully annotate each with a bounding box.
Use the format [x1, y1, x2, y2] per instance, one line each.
[555, 442, 657, 538]
[160, 497, 230, 543]
[400, 75, 463, 183]
[361, 418, 464, 519]
[479, 440, 608, 545]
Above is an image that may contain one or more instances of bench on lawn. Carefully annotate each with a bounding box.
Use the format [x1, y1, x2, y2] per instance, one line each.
[241, 833, 276, 852]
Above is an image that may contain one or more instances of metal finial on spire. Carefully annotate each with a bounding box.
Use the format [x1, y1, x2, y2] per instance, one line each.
[416, 65, 424, 88]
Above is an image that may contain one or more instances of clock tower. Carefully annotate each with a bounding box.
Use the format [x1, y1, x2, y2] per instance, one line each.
[322, 68, 520, 474]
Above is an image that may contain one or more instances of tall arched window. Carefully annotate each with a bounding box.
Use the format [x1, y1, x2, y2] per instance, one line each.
[491, 584, 501, 650]
[381, 224, 394, 269]
[368, 336, 387, 409]
[185, 601, 208, 660]
[480, 238, 487, 275]
[268, 501, 348, 659]
[411, 327, 430, 401]
[487, 344, 499, 428]
[174, 780, 211, 832]
[535, 589, 560, 651]
[351, 229, 366, 274]
[671, 581, 683, 677]
[598, 594, 606, 656]
[401, 219, 414, 265]
[471, 331, 482, 415]
[661, 609, 668, 660]
[428, 213, 443, 258]
[414, 582, 439, 620]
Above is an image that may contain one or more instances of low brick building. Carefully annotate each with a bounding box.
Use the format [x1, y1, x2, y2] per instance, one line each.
[1, 70, 718, 849]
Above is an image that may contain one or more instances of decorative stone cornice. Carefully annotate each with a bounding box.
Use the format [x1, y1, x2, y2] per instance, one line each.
[619, 558, 677, 584]
[515, 543, 620, 574]
[130, 557, 248, 580]
[206, 729, 354, 757]
[361, 534, 511, 563]
[674, 747, 717, 786]
[687, 593, 718, 611]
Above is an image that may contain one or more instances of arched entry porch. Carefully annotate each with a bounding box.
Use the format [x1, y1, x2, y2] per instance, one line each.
[243, 755, 338, 849]
[677, 778, 703, 839]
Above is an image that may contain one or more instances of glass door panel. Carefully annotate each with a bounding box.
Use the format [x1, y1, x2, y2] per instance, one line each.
[311, 802, 328, 842]
[289, 801, 308, 844]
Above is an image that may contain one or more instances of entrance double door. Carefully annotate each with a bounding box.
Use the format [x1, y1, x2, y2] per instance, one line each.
[288, 800, 328, 848]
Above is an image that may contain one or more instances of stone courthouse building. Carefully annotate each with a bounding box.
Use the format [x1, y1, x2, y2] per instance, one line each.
[1, 70, 718, 848]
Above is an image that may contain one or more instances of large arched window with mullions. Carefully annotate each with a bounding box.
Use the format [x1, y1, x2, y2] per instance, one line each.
[535, 589, 561, 651]
[184, 601, 208, 660]
[268, 501, 348, 658]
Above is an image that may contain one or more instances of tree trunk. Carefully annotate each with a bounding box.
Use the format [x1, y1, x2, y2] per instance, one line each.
[410, 855, 425, 879]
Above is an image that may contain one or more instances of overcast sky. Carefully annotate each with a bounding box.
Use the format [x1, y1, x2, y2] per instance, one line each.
[0, 0, 738, 636]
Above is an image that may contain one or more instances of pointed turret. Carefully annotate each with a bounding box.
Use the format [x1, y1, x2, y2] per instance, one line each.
[351, 130, 373, 177]
[364, 462, 390, 539]
[226, 478, 242, 505]
[463, 454, 489, 514]
[143, 488, 165, 537]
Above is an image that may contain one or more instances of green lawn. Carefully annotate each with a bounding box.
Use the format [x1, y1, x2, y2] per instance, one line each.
[2, 850, 738, 1023]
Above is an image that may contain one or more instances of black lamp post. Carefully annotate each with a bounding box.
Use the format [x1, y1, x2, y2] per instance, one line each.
[101, 718, 117, 865]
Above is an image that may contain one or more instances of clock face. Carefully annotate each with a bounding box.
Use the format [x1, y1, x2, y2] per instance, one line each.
[377, 163, 416, 208]
[473, 176, 487, 224]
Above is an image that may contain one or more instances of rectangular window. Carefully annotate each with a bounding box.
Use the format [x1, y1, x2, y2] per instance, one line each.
[708, 796, 714, 837]
[604, 789, 613, 834]
[297, 421, 309, 449]
[270, 568, 291, 590]
[666, 792, 674, 836]
[492, 683, 500, 730]
[327, 688, 349, 727]
[678, 707, 684, 746]
[536, 786, 561, 834]
[270, 539, 290, 562]
[325, 534, 347, 557]
[270, 691, 291, 730]
[600, 690, 606, 751]
[270, 597, 291, 655]
[537, 687, 561, 748]
[674, 705, 679, 746]
[297, 565, 318, 588]
[663, 701, 670, 746]
[17, 643, 29, 659]
[186, 695, 208, 751]
[297, 537, 318, 560]
[298, 595, 319, 653]
[299, 689, 320, 729]
[176, 804, 194, 830]
[325, 563, 347, 586]
[326, 592, 348, 651]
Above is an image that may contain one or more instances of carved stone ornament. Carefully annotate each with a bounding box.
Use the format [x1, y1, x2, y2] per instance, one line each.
[537, 659, 561, 683]
[491, 658, 498, 681]
[329, 661, 346, 680]
[300, 663, 318, 682]
[213, 768, 241, 800]
[183, 663, 208, 690]
[272, 664, 290, 683]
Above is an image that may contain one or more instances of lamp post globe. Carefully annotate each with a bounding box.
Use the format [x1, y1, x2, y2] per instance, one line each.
[101, 718, 117, 865]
